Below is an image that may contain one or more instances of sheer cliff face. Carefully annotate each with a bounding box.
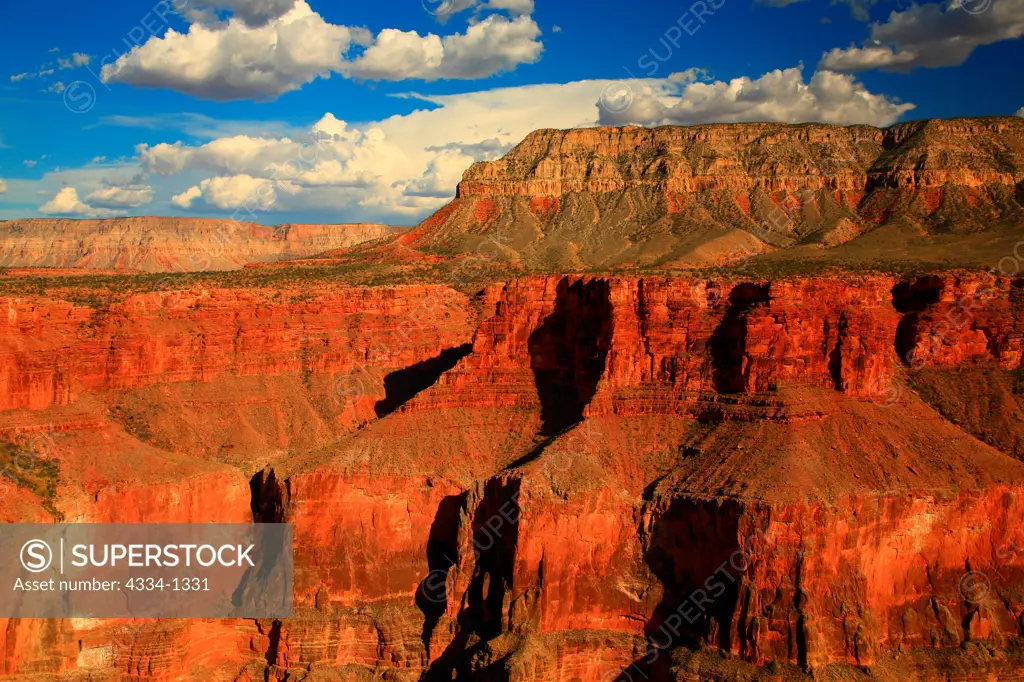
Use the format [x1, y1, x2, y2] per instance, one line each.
[401, 117, 1024, 269]
[2, 270, 1023, 681]
[0, 218, 407, 272]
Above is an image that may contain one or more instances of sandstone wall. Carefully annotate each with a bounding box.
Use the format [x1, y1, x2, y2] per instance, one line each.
[1, 272, 1023, 680]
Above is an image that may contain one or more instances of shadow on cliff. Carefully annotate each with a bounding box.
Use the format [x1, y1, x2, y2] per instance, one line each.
[506, 278, 613, 469]
[826, 313, 848, 391]
[233, 470, 291, 622]
[375, 343, 473, 417]
[708, 283, 770, 394]
[892, 276, 944, 365]
[416, 490, 468, 658]
[421, 478, 521, 681]
[249, 467, 287, 523]
[615, 497, 756, 681]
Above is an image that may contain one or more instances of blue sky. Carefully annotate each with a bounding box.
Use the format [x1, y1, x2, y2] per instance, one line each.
[0, 0, 1021, 225]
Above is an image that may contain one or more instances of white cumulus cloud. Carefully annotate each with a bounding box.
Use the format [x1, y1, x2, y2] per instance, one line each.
[100, 1, 369, 101]
[426, 0, 533, 20]
[405, 149, 482, 198]
[346, 14, 541, 81]
[174, 175, 276, 210]
[187, 0, 299, 27]
[597, 68, 914, 127]
[39, 187, 119, 218]
[172, 186, 203, 209]
[85, 184, 154, 208]
[100, 0, 543, 100]
[819, 0, 1024, 73]
[486, 0, 534, 13]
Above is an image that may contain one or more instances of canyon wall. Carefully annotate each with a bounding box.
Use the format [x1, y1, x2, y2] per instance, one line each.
[0, 281, 477, 528]
[0, 284, 471, 414]
[0, 218, 407, 272]
[1, 271, 1023, 680]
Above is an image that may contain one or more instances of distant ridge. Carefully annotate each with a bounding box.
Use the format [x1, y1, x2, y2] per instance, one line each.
[0, 217, 408, 272]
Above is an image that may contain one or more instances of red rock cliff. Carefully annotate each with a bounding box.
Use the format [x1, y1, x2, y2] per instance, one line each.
[1, 271, 1023, 681]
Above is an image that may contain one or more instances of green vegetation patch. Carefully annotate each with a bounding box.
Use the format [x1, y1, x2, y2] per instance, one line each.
[0, 440, 61, 518]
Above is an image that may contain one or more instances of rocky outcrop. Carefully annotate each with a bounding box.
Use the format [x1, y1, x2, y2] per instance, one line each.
[0, 218, 407, 272]
[1, 270, 1023, 681]
[398, 117, 1024, 269]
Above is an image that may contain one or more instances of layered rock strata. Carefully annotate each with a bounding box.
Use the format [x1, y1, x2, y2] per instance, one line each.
[395, 118, 1024, 269]
[1, 271, 1022, 680]
[0, 218, 406, 272]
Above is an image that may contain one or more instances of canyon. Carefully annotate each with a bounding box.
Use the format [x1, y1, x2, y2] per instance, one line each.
[1, 118, 1023, 681]
[0, 268, 1022, 681]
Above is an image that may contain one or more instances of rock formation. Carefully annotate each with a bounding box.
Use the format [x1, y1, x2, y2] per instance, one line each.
[0, 267, 1022, 680]
[389, 117, 1024, 270]
[0, 218, 407, 272]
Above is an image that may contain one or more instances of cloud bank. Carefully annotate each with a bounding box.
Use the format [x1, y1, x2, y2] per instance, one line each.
[597, 68, 914, 127]
[820, 0, 1024, 73]
[100, 0, 544, 100]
